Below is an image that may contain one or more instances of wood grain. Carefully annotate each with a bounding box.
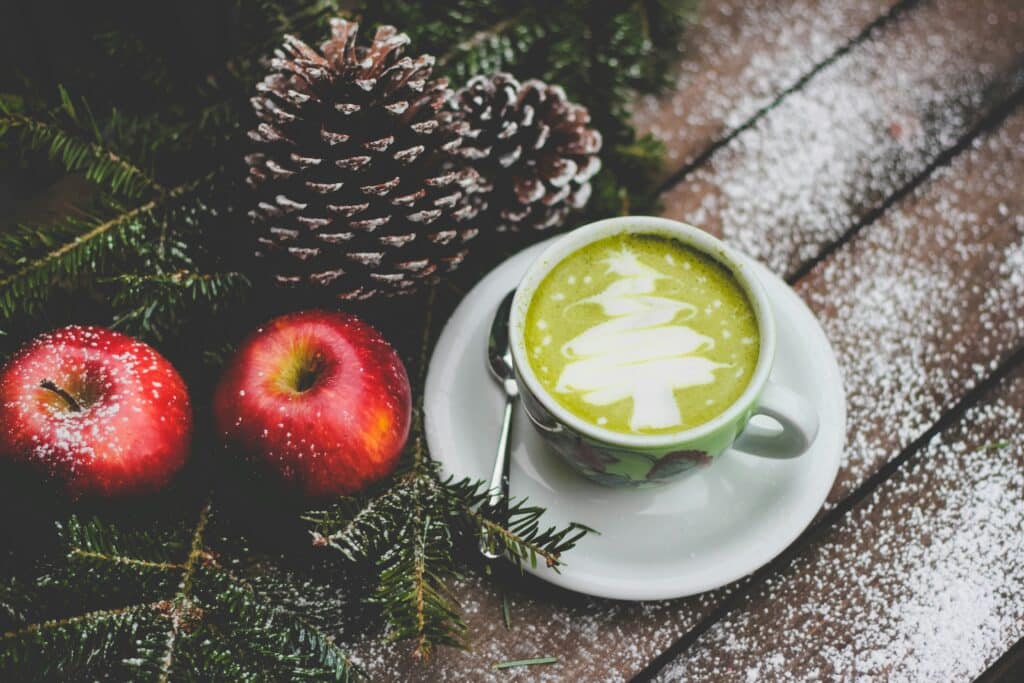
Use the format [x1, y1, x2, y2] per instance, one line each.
[632, 0, 901, 177]
[654, 367, 1024, 681]
[660, 0, 1024, 277]
[651, 101, 1024, 681]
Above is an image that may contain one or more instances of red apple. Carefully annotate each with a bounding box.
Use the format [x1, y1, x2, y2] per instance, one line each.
[213, 310, 411, 498]
[0, 326, 193, 499]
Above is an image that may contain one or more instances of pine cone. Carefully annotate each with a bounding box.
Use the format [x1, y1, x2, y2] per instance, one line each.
[246, 19, 481, 300]
[452, 73, 602, 232]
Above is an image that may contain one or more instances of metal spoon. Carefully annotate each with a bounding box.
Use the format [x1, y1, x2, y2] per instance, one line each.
[481, 289, 518, 559]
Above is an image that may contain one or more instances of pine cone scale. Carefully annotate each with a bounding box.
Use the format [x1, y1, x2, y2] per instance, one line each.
[451, 73, 601, 232]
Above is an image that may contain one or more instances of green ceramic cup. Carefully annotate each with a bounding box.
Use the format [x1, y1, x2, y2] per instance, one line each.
[509, 216, 820, 488]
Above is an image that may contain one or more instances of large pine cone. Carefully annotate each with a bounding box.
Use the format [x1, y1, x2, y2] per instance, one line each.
[452, 73, 602, 232]
[246, 19, 481, 300]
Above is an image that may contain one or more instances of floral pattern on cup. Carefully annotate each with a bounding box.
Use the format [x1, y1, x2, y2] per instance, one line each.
[520, 384, 714, 487]
[646, 449, 711, 483]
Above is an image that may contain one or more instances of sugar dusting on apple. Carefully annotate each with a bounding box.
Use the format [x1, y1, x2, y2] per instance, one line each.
[0, 326, 193, 499]
[213, 310, 412, 498]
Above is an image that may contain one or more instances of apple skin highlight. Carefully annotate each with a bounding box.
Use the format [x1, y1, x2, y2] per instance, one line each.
[0, 326, 193, 499]
[213, 310, 412, 498]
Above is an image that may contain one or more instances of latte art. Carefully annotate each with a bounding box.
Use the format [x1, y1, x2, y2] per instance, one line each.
[525, 234, 759, 435]
[556, 249, 725, 430]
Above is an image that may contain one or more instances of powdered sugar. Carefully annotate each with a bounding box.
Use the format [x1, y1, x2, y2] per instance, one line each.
[655, 379, 1024, 681]
[802, 112, 1024, 501]
[661, 0, 1024, 276]
[633, 0, 899, 171]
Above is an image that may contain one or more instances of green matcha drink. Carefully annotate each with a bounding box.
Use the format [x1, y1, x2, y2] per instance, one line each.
[524, 233, 760, 435]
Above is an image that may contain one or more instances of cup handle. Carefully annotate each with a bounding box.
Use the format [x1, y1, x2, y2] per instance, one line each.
[731, 381, 819, 459]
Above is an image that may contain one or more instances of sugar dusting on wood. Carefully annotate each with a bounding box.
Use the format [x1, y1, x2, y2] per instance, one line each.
[662, 0, 1024, 276]
[633, 0, 899, 171]
[655, 375, 1024, 681]
[802, 112, 1024, 502]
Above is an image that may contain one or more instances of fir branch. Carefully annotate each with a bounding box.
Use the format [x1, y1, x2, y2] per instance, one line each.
[4, 506, 363, 680]
[0, 603, 169, 679]
[307, 486, 412, 562]
[156, 501, 212, 682]
[194, 567, 361, 681]
[461, 499, 591, 570]
[0, 603, 154, 643]
[0, 180, 196, 319]
[68, 550, 185, 573]
[0, 108, 162, 198]
[104, 270, 251, 342]
[305, 462, 468, 656]
[59, 515, 185, 564]
[306, 459, 594, 655]
[374, 473, 465, 656]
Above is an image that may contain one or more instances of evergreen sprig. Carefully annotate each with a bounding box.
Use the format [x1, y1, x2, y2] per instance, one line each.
[105, 270, 251, 342]
[0, 87, 167, 196]
[1, 508, 361, 681]
[0, 603, 169, 680]
[0, 184, 197, 320]
[0, 197, 150, 319]
[304, 438, 593, 657]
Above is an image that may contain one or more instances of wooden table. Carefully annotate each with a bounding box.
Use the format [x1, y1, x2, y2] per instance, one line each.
[356, 0, 1024, 679]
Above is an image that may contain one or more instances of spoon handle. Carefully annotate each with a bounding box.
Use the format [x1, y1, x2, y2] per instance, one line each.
[480, 395, 514, 559]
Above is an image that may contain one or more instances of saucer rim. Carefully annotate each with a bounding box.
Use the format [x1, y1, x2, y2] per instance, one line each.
[424, 238, 845, 600]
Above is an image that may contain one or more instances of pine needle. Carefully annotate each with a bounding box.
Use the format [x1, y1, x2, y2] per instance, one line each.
[493, 656, 558, 670]
[0, 109, 162, 198]
[501, 593, 512, 630]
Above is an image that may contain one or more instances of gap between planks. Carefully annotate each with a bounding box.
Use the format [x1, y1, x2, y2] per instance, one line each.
[653, 0, 920, 197]
[976, 633, 1024, 683]
[786, 86, 1024, 286]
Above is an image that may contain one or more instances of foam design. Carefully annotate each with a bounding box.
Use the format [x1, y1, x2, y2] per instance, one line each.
[555, 249, 725, 430]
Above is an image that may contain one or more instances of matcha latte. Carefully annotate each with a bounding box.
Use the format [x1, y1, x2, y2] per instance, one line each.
[523, 233, 760, 435]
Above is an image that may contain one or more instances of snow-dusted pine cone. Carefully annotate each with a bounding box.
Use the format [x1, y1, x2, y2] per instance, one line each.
[246, 19, 482, 300]
[451, 73, 602, 231]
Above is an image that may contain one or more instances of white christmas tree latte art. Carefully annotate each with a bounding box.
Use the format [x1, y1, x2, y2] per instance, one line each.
[525, 234, 760, 435]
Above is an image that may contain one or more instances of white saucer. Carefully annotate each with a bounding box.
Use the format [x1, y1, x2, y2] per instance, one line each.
[425, 238, 845, 600]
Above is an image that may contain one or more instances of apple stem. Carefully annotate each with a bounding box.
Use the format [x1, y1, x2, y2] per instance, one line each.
[39, 380, 82, 412]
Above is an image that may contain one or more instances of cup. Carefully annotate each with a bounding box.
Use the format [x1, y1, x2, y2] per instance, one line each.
[508, 216, 819, 487]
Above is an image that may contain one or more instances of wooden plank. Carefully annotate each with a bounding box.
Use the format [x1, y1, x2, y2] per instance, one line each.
[632, 0, 901, 176]
[798, 110, 1024, 504]
[653, 365, 1024, 681]
[660, 0, 1024, 277]
[347, 2, 1024, 679]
